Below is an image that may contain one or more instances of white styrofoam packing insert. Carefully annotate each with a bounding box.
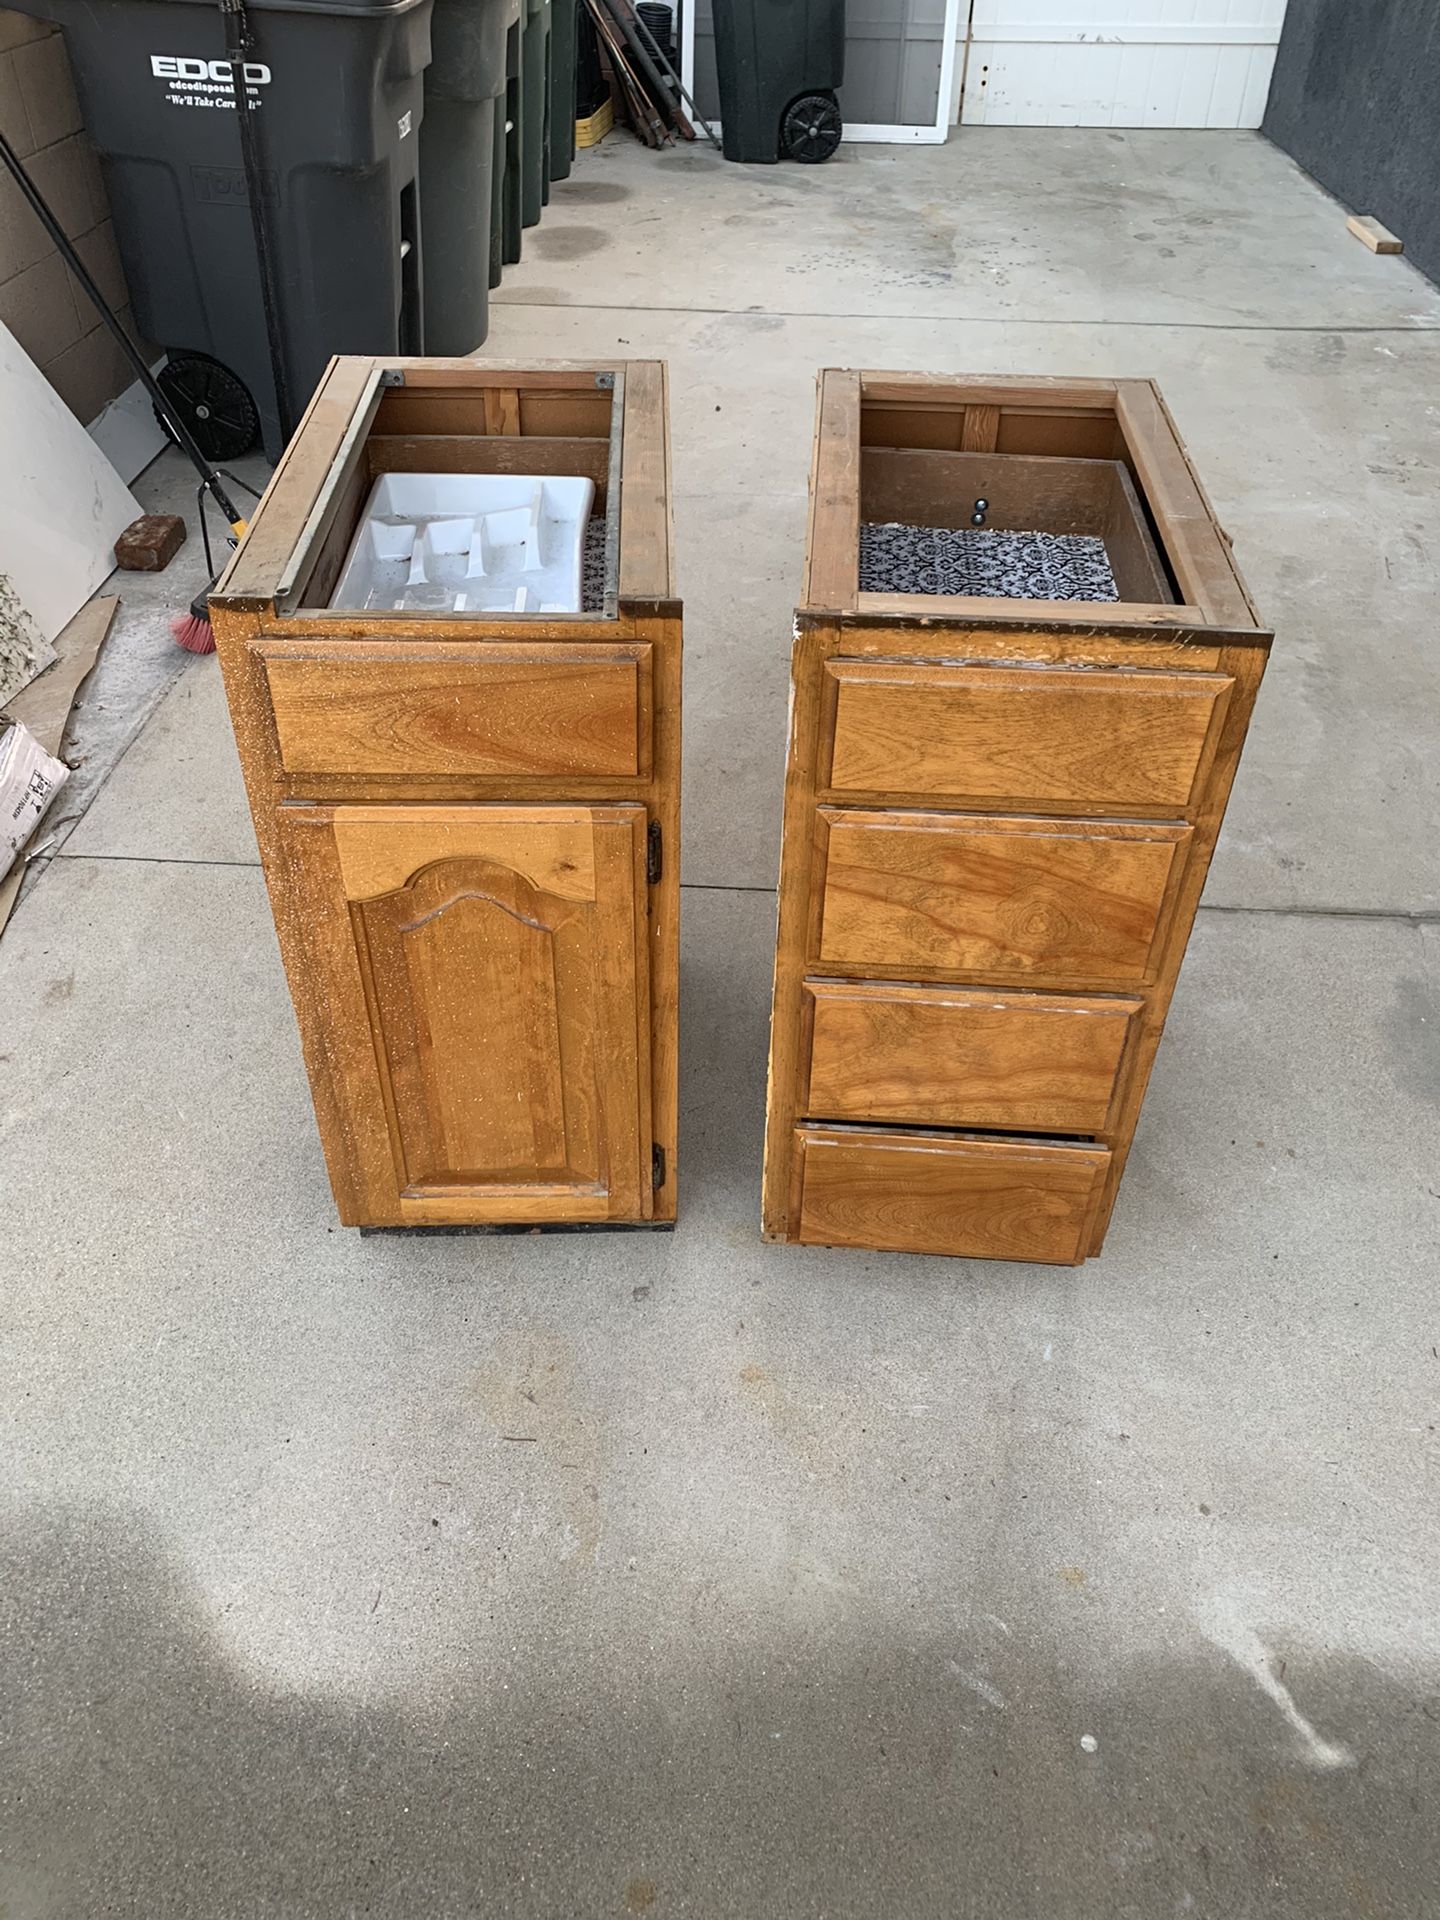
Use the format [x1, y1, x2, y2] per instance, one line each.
[328, 472, 597, 615]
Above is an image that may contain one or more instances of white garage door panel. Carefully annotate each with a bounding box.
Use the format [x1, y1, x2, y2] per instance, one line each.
[961, 1, 1288, 128]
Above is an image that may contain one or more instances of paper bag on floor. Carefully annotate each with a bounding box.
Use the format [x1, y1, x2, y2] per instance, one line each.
[0, 719, 69, 880]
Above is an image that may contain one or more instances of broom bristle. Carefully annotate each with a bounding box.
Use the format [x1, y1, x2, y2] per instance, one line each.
[171, 610, 215, 655]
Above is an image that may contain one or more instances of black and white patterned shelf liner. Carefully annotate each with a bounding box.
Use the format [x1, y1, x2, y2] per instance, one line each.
[582, 518, 607, 612]
[859, 521, 1119, 602]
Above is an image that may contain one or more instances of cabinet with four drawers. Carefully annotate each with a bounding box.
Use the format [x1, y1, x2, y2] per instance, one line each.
[762, 371, 1272, 1265]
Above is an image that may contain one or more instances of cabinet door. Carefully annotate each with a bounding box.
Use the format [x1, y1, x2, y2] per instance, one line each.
[280, 804, 651, 1225]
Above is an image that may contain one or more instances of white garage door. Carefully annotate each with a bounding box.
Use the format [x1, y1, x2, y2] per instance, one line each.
[960, 1, 1289, 128]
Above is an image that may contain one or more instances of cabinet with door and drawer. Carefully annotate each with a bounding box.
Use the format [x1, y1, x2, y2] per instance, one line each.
[763, 371, 1271, 1266]
[211, 359, 679, 1230]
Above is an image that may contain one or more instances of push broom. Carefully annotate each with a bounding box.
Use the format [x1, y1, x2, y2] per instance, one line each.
[0, 125, 258, 653]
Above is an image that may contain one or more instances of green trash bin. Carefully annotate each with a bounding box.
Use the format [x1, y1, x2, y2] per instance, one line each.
[422, 0, 509, 352]
[548, 0, 576, 183]
[489, 0, 522, 283]
[520, 0, 550, 227]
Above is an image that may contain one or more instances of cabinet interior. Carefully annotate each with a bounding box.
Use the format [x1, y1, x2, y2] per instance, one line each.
[857, 386, 1179, 607]
[291, 368, 623, 618]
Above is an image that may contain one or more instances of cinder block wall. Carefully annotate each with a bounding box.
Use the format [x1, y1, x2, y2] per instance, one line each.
[0, 10, 140, 423]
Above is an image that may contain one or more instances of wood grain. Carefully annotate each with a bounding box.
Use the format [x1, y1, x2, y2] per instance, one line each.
[211, 360, 679, 1229]
[804, 370, 861, 611]
[1114, 381, 1254, 628]
[288, 802, 649, 1223]
[366, 434, 611, 495]
[815, 809, 1191, 985]
[960, 405, 1001, 452]
[853, 593, 1195, 626]
[793, 1128, 1110, 1264]
[219, 358, 383, 603]
[764, 369, 1271, 1261]
[823, 661, 1232, 812]
[802, 982, 1141, 1135]
[618, 361, 673, 602]
[263, 646, 649, 779]
[1347, 214, 1402, 254]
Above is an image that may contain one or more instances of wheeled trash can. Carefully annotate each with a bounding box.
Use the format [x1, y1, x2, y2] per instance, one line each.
[6, 0, 434, 458]
[712, 0, 844, 162]
[422, 0, 509, 351]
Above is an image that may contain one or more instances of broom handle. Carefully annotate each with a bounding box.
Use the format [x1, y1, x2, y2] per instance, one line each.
[0, 125, 248, 531]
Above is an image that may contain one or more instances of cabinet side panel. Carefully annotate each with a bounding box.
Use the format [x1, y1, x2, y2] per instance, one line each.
[212, 605, 371, 1223]
[1086, 636, 1271, 1251]
[762, 625, 832, 1239]
[644, 612, 682, 1221]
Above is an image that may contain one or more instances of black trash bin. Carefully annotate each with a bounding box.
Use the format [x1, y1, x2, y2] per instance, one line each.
[547, 0, 577, 183]
[489, 0, 522, 282]
[5, 0, 433, 458]
[422, 0, 508, 351]
[712, 0, 844, 163]
[519, 0, 550, 226]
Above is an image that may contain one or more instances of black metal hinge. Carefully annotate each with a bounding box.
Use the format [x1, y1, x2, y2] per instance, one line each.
[646, 821, 663, 884]
[652, 1143, 666, 1190]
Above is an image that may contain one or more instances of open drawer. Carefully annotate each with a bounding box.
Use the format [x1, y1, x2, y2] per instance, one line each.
[792, 1127, 1111, 1265]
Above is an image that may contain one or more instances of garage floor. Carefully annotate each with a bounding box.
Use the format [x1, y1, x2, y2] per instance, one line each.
[3, 129, 1438, 1918]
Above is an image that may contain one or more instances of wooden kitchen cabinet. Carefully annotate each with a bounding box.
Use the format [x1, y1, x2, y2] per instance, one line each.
[211, 360, 679, 1230]
[763, 371, 1272, 1265]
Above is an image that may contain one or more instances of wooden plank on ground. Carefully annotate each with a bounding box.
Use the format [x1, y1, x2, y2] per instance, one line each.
[1347, 215, 1402, 255]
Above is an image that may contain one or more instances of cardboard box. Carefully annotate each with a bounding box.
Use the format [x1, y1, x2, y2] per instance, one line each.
[0, 715, 68, 878]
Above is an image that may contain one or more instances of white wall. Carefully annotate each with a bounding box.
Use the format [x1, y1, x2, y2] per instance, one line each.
[956, 1, 1289, 128]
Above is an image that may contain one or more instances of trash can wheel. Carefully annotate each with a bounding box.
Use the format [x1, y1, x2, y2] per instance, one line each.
[780, 92, 841, 163]
[155, 352, 260, 462]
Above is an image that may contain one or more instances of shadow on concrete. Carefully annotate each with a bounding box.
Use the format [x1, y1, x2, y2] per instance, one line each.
[2, 1505, 1435, 1918]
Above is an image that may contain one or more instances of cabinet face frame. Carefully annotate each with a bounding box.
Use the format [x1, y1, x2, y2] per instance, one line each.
[211, 359, 680, 1229]
[765, 371, 1273, 1264]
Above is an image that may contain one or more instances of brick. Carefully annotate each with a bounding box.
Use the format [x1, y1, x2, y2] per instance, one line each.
[12, 28, 81, 147]
[0, 12, 50, 56]
[0, 245, 82, 364]
[114, 513, 187, 572]
[0, 45, 33, 157]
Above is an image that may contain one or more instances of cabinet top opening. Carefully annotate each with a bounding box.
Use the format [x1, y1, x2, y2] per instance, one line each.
[804, 371, 1262, 634]
[212, 359, 676, 634]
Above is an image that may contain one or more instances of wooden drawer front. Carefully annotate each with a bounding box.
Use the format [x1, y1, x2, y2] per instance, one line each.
[825, 661, 1231, 812]
[794, 1128, 1110, 1264]
[262, 643, 650, 780]
[803, 982, 1140, 1135]
[816, 809, 1190, 985]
